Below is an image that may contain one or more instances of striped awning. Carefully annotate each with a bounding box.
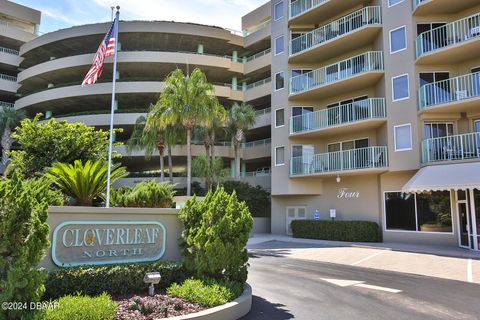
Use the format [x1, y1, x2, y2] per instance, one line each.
[402, 162, 480, 193]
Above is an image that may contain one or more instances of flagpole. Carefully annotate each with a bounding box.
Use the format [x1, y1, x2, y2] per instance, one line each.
[105, 6, 120, 208]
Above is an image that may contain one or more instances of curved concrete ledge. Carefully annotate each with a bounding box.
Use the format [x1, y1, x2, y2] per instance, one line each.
[162, 283, 252, 320]
[18, 51, 243, 83]
[15, 82, 243, 110]
[20, 21, 243, 56]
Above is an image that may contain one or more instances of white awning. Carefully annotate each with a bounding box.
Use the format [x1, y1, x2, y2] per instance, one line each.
[402, 162, 480, 193]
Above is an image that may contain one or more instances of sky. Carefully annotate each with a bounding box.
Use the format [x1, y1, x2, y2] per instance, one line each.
[11, 0, 268, 34]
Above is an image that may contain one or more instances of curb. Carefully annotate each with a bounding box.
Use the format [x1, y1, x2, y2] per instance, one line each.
[157, 283, 252, 320]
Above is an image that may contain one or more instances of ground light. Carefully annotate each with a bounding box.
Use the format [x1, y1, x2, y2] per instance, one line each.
[143, 272, 161, 296]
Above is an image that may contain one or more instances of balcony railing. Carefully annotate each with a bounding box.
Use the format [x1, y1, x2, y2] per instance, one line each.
[243, 20, 271, 36]
[415, 12, 480, 58]
[289, 51, 383, 95]
[0, 101, 14, 108]
[241, 138, 271, 148]
[290, 98, 386, 134]
[419, 72, 480, 109]
[422, 132, 480, 163]
[255, 107, 271, 117]
[246, 77, 271, 90]
[412, 0, 426, 9]
[290, 6, 382, 56]
[290, 146, 388, 176]
[246, 48, 271, 62]
[289, 0, 329, 20]
[0, 74, 17, 82]
[0, 46, 19, 56]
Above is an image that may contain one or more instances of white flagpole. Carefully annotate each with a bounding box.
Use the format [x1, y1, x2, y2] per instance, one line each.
[105, 6, 120, 208]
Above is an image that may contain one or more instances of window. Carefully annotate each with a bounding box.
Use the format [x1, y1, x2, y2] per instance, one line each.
[392, 74, 409, 101]
[419, 72, 450, 106]
[275, 71, 285, 91]
[274, 1, 284, 21]
[424, 122, 453, 139]
[275, 146, 285, 166]
[275, 108, 285, 127]
[388, 0, 404, 7]
[394, 124, 412, 151]
[385, 191, 452, 233]
[274, 36, 284, 55]
[390, 26, 407, 53]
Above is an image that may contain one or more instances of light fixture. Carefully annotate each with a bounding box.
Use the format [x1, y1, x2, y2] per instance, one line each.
[336, 175, 341, 183]
[144, 272, 161, 296]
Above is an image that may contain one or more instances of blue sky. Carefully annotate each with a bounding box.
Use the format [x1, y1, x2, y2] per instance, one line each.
[12, 0, 268, 34]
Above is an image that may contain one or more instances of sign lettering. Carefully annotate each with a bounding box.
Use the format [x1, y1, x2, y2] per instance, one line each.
[337, 188, 360, 199]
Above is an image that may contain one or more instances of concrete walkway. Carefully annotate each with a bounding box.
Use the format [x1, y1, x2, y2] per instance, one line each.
[248, 234, 480, 284]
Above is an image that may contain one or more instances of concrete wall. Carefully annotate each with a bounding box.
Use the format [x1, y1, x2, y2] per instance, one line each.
[41, 206, 183, 270]
[252, 217, 271, 234]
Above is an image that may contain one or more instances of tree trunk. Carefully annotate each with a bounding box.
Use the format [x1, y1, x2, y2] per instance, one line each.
[158, 146, 165, 182]
[186, 127, 192, 196]
[234, 129, 243, 180]
[210, 131, 215, 168]
[1, 127, 13, 176]
[168, 145, 173, 183]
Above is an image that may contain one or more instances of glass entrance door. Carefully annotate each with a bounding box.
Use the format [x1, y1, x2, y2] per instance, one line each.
[457, 190, 479, 250]
[458, 201, 471, 248]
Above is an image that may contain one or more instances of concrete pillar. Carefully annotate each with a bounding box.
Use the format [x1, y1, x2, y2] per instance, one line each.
[231, 77, 238, 91]
[34, 24, 40, 36]
[47, 83, 54, 89]
[242, 81, 247, 92]
[116, 71, 120, 80]
[45, 111, 52, 119]
[230, 160, 235, 178]
[197, 44, 204, 54]
[242, 56, 247, 64]
[117, 42, 122, 51]
[241, 162, 246, 177]
[232, 50, 238, 62]
[114, 100, 118, 111]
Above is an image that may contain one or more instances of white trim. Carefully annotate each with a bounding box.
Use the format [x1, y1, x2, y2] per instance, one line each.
[273, 1, 284, 21]
[275, 71, 285, 91]
[327, 137, 370, 152]
[389, 25, 407, 54]
[388, 0, 404, 8]
[274, 35, 285, 56]
[393, 123, 413, 152]
[326, 95, 369, 108]
[391, 73, 410, 102]
[383, 190, 455, 235]
[274, 145, 285, 166]
[274, 107, 285, 128]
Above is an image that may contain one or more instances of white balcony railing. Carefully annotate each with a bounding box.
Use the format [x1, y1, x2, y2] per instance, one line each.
[243, 20, 271, 36]
[0, 73, 17, 82]
[0, 101, 15, 108]
[419, 72, 480, 109]
[289, 51, 383, 95]
[246, 48, 271, 62]
[241, 138, 271, 148]
[422, 132, 480, 163]
[290, 98, 386, 134]
[412, 0, 426, 9]
[290, 6, 382, 56]
[246, 77, 271, 90]
[255, 107, 271, 117]
[0, 46, 19, 56]
[289, 0, 329, 20]
[415, 12, 480, 58]
[290, 146, 388, 176]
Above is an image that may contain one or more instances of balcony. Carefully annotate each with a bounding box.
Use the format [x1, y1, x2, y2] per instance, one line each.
[413, 0, 479, 16]
[289, 0, 366, 25]
[0, 101, 15, 108]
[244, 77, 271, 101]
[0, 73, 19, 94]
[418, 72, 480, 113]
[290, 146, 388, 177]
[415, 12, 480, 64]
[289, 51, 384, 101]
[0, 46, 19, 55]
[422, 133, 480, 164]
[290, 98, 386, 138]
[289, 6, 382, 63]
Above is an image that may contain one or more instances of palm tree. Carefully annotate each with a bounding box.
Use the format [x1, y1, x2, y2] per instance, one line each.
[0, 106, 25, 174]
[147, 68, 219, 196]
[192, 154, 228, 190]
[227, 102, 256, 180]
[126, 114, 167, 181]
[164, 124, 184, 183]
[195, 102, 227, 167]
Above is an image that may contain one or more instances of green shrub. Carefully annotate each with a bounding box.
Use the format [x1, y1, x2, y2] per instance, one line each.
[175, 181, 207, 196]
[43, 262, 186, 300]
[179, 187, 253, 283]
[221, 181, 270, 217]
[47, 160, 127, 206]
[167, 278, 243, 308]
[112, 180, 176, 208]
[44, 293, 117, 320]
[0, 173, 63, 320]
[291, 220, 380, 242]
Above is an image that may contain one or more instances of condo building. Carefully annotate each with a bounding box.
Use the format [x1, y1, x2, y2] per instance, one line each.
[2, 0, 480, 251]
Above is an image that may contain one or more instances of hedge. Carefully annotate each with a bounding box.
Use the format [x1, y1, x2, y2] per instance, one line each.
[43, 293, 118, 320]
[43, 261, 186, 300]
[291, 220, 380, 242]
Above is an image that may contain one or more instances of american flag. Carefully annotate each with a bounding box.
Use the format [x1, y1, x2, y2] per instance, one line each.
[81, 19, 117, 86]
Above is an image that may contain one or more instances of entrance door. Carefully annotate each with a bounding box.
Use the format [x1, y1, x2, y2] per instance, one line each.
[286, 206, 306, 235]
[457, 201, 471, 249]
[457, 190, 478, 250]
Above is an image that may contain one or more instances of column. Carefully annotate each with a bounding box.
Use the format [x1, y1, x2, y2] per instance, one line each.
[231, 77, 238, 91]
[116, 71, 120, 80]
[117, 42, 122, 51]
[242, 81, 247, 92]
[241, 162, 246, 177]
[45, 111, 52, 119]
[232, 50, 238, 62]
[114, 100, 118, 111]
[197, 44, 204, 54]
[47, 83, 54, 88]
